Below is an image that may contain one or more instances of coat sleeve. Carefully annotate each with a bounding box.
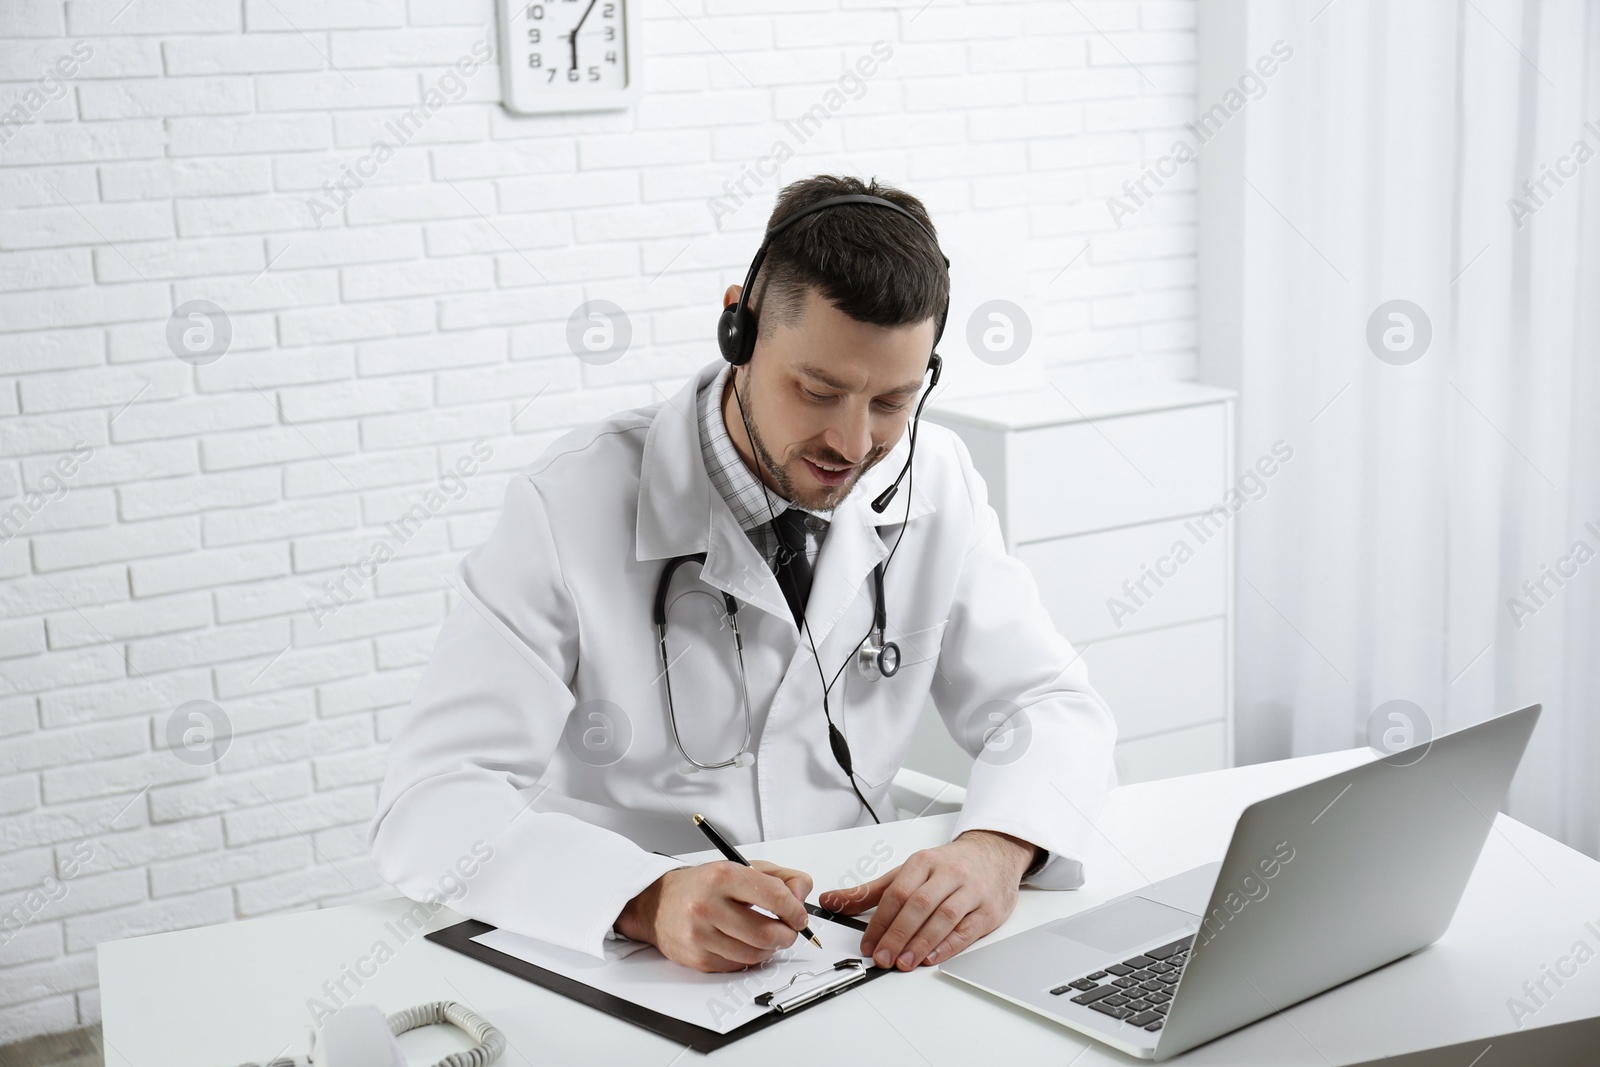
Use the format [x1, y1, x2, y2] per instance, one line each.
[929, 434, 1120, 890]
[367, 471, 689, 960]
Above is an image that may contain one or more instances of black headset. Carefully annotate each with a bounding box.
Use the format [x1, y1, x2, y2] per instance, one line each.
[716, 192, 950, 370]
[716, 193, 949, 514]
[716, 192, 951, 822]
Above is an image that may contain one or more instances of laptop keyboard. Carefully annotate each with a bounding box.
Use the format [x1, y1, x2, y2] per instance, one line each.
[1047, 934, 1194, 1032]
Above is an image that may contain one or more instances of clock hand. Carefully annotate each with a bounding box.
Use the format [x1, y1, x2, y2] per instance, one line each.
[569, 0, 600, 70]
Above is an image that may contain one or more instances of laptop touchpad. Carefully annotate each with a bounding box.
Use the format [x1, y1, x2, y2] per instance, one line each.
[1048, 896, 1200, 954]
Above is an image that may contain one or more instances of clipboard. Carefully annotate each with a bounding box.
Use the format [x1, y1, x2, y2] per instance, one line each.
[424, 903, 895, 1052]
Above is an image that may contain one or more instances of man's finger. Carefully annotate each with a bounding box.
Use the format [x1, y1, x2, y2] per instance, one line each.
[897, 889, 978, 969]
[925, 911, 986, 966]
[696, 927, 774, 970]
[713, 900, 800, 954]
[858, 864, 933, 961]
[818, 863, 901, 916]
[870, 873, 960, 970]
[753, 860, 813, 904]
[722, 863, 810, 930]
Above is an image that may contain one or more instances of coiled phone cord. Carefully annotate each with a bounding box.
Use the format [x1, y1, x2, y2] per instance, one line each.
[231, 999, 504, 1067]
[389, 1001, 505, 1067]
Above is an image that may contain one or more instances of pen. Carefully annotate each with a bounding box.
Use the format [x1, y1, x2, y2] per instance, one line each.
[693, 813, 822, 950]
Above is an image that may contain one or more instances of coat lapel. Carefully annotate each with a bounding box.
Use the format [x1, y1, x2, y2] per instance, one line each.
[797, 428, 936, 652]
[635, 360, 792, 625]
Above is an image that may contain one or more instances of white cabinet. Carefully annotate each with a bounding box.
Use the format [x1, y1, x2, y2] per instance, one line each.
[906, 380, 1237, 787]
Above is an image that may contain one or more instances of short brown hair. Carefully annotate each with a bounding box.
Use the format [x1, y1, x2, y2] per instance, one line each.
[750, 174, 948, 343]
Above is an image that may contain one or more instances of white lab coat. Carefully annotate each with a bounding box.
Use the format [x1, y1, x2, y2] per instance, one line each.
[367, 357, 1117, 961]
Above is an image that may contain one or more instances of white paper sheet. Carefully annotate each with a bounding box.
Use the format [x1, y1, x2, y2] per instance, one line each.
[470, 912, 879, 1034]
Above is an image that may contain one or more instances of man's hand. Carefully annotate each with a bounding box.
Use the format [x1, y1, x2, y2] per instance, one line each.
[615, 859, 814, 973]
[817, 830, 1036, 971]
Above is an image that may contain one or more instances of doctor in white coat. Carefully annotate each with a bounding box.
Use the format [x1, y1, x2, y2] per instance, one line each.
[368, 176, 1117, 976]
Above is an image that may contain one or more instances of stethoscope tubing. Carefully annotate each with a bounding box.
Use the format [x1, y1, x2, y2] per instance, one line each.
[655, 595, 755, 771]
[653, 554, 896, 771]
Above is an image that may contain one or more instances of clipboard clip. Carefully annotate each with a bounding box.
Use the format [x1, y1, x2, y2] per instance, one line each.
[754, 958, 871, 1013]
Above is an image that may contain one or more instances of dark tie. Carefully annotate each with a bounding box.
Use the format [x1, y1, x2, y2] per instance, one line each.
[771, 507, 813, 626]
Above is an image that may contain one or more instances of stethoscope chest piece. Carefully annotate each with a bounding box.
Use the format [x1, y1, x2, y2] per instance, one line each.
[857, 631, 899, 681]
[855, 559, 899, 681]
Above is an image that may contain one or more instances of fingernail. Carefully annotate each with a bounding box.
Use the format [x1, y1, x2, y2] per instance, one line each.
[898, 951, 914, 968]
[875, 949, 892, 967]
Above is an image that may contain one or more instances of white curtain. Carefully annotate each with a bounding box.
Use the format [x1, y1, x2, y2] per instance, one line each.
[1225, 0, 1600, 858]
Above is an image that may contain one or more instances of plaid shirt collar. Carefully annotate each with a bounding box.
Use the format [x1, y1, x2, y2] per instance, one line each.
[697, 362, 831, 534]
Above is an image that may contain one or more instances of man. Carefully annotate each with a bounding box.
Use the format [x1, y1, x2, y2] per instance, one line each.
[368, 174, 1117, 976]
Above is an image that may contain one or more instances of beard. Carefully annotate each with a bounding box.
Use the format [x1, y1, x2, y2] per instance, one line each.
[734, 369, 889, 513]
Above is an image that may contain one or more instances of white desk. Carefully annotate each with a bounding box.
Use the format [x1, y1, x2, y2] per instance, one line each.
[99, 748, 1600, 1065]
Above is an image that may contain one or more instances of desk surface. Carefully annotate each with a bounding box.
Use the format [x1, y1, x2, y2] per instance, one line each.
[99, 746, 1600, 1065]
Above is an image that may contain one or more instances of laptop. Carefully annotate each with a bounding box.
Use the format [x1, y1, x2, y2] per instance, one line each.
[938, 703, 1541, 1060]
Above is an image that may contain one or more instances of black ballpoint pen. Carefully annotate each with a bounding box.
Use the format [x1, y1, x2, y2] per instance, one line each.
[693, 813, 822, 949]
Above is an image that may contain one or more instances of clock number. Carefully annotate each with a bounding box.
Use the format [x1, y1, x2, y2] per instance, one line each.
[509, 0, 628, 104]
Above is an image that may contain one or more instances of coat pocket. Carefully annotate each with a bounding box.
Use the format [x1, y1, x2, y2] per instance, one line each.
[837, 618, 948, 789]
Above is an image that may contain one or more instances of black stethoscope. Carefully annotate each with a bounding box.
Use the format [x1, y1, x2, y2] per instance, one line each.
[652, 553, 898, 772]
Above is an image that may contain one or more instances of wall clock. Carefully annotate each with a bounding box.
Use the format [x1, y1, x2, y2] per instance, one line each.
[498, 0, 641, 114]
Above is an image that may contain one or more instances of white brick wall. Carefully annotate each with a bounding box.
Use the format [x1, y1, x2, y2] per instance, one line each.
[0, 0, 1197, 1042]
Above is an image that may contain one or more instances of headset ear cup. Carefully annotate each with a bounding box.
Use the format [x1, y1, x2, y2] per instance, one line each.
[717, 303, 755, 366]
[716, 302, 740, 363]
